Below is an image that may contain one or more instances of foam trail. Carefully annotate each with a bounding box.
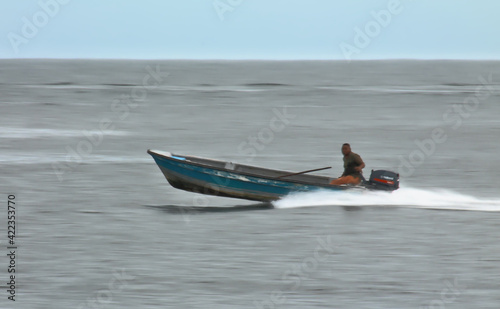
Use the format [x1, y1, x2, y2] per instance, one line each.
[273, 187, 500, 212]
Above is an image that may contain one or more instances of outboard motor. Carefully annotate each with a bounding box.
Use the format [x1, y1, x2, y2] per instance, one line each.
[367, 170, 399, 191]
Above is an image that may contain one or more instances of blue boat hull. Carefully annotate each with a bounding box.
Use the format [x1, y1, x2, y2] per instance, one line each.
[147, 150, 348, 202]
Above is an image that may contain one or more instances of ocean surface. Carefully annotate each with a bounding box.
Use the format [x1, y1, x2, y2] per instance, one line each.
[1, 59, 500, 308]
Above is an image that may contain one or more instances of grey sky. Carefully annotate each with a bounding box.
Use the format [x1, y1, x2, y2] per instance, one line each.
[1, 0, 499, 59]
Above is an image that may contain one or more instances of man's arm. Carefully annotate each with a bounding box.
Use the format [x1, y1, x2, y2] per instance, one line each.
[354, 155, 365, 172]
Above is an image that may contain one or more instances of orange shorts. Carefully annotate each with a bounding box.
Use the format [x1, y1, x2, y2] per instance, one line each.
[330, 175, 361, 185]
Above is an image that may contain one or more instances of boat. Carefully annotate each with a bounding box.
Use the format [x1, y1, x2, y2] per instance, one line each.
[147, 149, 399, 202]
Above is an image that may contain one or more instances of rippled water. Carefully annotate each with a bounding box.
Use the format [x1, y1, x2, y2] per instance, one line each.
[1, 59, 500, 308]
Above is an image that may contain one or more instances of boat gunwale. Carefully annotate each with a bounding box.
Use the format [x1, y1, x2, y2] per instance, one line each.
[147, 149, 344, 189]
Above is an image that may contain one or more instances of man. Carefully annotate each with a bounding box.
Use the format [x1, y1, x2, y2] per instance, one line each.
[330, 143, 365, 185]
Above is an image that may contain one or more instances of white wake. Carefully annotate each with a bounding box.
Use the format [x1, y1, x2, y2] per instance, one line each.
[272, 187, 500, 212]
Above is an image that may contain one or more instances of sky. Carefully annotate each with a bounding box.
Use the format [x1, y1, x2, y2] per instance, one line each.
[1, 0, 499, 60]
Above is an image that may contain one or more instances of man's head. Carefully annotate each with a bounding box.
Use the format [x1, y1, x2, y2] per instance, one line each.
[341, 143, 351, 156]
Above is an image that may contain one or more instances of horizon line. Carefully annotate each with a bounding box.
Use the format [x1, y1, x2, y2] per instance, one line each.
[1, 57, 500, 62]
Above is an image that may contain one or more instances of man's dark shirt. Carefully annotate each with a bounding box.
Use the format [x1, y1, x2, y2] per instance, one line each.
[342, 152, 364, 178]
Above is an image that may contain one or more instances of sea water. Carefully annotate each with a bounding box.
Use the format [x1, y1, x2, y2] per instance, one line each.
[1, 59, 500, 308]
